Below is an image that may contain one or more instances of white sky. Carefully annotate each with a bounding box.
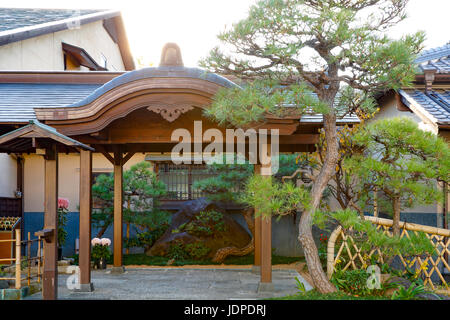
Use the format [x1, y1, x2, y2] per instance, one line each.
[1, 0, 449, 67]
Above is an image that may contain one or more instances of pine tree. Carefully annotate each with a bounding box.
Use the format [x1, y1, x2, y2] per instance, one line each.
[200, 0, 424, 292]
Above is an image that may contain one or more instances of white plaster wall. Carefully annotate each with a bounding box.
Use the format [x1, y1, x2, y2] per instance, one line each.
[0, 20, 125, 71]
[24, 153, 146, 213]
[0, 154, 17, 197]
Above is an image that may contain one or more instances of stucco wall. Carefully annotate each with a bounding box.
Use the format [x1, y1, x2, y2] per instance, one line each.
[0, 20, 125, 71]
[0, 154, 17, 197]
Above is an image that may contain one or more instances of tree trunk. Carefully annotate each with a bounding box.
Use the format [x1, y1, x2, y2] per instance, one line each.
[298, 112, 338, 294]
[392, 197, 401, 236]
[212, 207, 255, 263]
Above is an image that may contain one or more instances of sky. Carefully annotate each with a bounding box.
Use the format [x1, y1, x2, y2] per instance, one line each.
[1, 0, 449, 67]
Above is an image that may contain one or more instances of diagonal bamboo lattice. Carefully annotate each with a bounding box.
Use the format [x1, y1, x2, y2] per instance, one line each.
[327, 216, 450, 291]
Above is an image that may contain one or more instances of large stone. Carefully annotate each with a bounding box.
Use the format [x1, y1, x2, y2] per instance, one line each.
[147, 198, 251, 258]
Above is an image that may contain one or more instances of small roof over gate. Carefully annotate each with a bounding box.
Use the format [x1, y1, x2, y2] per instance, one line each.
[0, 120, 94, 153]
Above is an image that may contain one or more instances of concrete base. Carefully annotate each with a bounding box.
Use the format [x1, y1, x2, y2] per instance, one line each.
[257, 282, 274, 293]
[110, 266, 126, 274]
[74, 283, 94, 292]
[251, 266, 261, 274]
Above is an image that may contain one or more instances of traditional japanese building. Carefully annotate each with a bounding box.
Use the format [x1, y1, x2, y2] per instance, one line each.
[375, 42, 450, 229]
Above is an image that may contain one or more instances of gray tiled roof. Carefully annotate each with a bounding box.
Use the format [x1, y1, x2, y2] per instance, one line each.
[0, 8, 103, 32]
[415, 43, 450, 74]
[0, 83, 101, 123]
[0, 8, 119, 46]
[399, 89, 450, 124]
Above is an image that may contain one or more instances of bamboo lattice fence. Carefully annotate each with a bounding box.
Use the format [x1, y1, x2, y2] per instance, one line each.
[0, 229, 44, 289]
[327, 216, 450, 291]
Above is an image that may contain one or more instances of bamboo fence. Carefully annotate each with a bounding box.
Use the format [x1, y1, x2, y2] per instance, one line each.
[0, 229, 44, 289]
[327, 216, 450, 291]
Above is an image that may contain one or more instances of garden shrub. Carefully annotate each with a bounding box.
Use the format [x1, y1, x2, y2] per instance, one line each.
[172, 210, 226, 237]
[185, 242, 211, 260]
[167, 240, 211, 261]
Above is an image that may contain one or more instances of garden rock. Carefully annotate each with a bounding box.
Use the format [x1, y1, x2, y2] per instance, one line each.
[146, 198, 251, 258]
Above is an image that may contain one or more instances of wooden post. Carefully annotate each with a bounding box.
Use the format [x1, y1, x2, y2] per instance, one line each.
[253, 165, 261, 270]
[78, 149, 93, 291]
[113, 151, 124, 271]
[15, 229, 21, 289]
[257, 139, 272, 290]
[43, 144, 58, 300]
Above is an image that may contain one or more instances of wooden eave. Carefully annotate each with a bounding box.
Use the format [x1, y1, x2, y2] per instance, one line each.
[62, 42, 107, 71]
[0, 120, 94, 153]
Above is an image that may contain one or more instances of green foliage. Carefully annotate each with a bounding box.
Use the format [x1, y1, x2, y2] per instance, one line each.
[295, 277, 306, 293]
[240, 174, 311, 219]
[390, 278, 432, 300]
[200, 0, 424, 127]
[92, 162, 171, 249]
[167, 240, 190, 260]
[91, 244, 111, 261]
[193, 154, 253, 203]
[172, 210, 226, 237]
[314, 209, 436, 261]
[331, 269, 371, 296]
[91, 173, 114, 234]
[185, 242, 211, 260]
[344, 117, 450, 224]
[167, 240, 211, 261]
[273, 153, 308, 181]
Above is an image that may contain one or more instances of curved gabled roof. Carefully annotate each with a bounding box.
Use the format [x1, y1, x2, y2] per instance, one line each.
[65, 66, 238, 108]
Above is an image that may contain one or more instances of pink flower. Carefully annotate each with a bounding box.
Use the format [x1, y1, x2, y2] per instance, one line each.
[58, 198, 69, 210]
[101, 238, 111, 246]
[91, 238, 101, 246]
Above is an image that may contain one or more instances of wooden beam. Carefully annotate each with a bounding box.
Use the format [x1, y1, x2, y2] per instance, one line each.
[113, 151, 123, 268]
[43, 144, 58, 300]
[79, 149, 92, 289]
[122, 152, 135, 165]
[101, 152, 115, 165]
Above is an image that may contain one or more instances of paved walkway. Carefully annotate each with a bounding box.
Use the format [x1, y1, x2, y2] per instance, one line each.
[26, 267, 312, 300]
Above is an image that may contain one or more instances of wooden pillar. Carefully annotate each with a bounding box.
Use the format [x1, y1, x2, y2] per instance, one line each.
[113, 151, 124, 270]
[78, 149, 93, 291]
[43, 144, 58, 300]
[253, 165, 261, 269]
[257, 140, 272, 289]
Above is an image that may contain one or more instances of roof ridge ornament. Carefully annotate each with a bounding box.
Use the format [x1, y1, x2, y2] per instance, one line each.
[159, 42, 184, 67]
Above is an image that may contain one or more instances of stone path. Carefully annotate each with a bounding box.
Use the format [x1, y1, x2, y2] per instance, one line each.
[26, 268, 312, 300]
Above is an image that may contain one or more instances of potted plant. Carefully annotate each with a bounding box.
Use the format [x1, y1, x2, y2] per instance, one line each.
[91, 237, 111, 269]
[57, 198, 69, 260]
